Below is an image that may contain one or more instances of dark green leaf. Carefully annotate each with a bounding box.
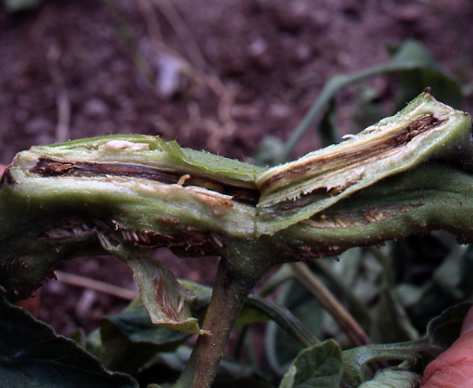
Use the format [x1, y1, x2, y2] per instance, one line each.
[425, 302, 472, 349]
[458, 245, 473, 296]
[100, 299, 190, 376]
[0, 287, 138, 388]
[70, 328, 103, 360]
[390, 234, 459, 330]
[387, 40, 437, 69]
[410, 282, 458, 330]
[252, 135, 286, 167]
[349, 86, 386, 135]
[318, 98, 339, 147]
[396, 68, 462, 110]
[279, 340, 342, 388]
[433, 245, 467, 299]
[371, 248, 418, 343]
[372, 285, 418, 343]
[389, 40, 462, 109]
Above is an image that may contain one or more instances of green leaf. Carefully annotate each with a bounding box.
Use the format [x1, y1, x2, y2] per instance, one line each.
[180, 279, 269, 328]
[234, 304, 269, 328]
[182, 280, 270, 329]
[279, 340, 342, 388]
[341, 303, 472, 387]
[386, 40, 437, 69]
[359, 369, 422, 388]
[371, 248, 419, 343]
[279, 366, 297, 388]
[341, 343, 428, 387]
[433, 244, 469, 299]
[390, 234, 458, 328]
[397, 68, 462, 110]
[390, 41, 462, 109]
[70, 328, 103, 360]
[252, 135, 286, 167]
[425, 302, 472, 350]
[372, 285, 419, 343]
[181, 279, 316, 346]
[100, 299, 190, 376]
[0, 287, 138, 388]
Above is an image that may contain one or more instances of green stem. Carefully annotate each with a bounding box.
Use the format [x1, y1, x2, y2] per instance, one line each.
[174, 254, 268, 388]
[246, 294, 320, 348]
[276, 65, 389, 164]
[276, 41, 450, 164]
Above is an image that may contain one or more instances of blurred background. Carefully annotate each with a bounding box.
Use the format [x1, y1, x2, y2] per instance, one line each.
[2, 0, 473, 337]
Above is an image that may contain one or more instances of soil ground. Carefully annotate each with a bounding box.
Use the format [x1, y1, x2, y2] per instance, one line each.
[2, 0, 473, 335]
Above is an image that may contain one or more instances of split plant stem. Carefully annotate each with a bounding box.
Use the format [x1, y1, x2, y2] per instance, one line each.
[2, 92, 473, 387]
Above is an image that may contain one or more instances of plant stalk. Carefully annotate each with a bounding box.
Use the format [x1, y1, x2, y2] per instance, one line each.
[174, 253, 268, 388]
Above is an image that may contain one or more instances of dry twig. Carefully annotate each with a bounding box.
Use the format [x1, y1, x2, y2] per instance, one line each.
[152, 0, 207, 70]
[46, 42, 71, 143]
[55, 270, 138, 300]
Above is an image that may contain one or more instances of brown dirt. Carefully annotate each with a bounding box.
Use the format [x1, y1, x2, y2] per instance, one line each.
[2, 0, 473, 335]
